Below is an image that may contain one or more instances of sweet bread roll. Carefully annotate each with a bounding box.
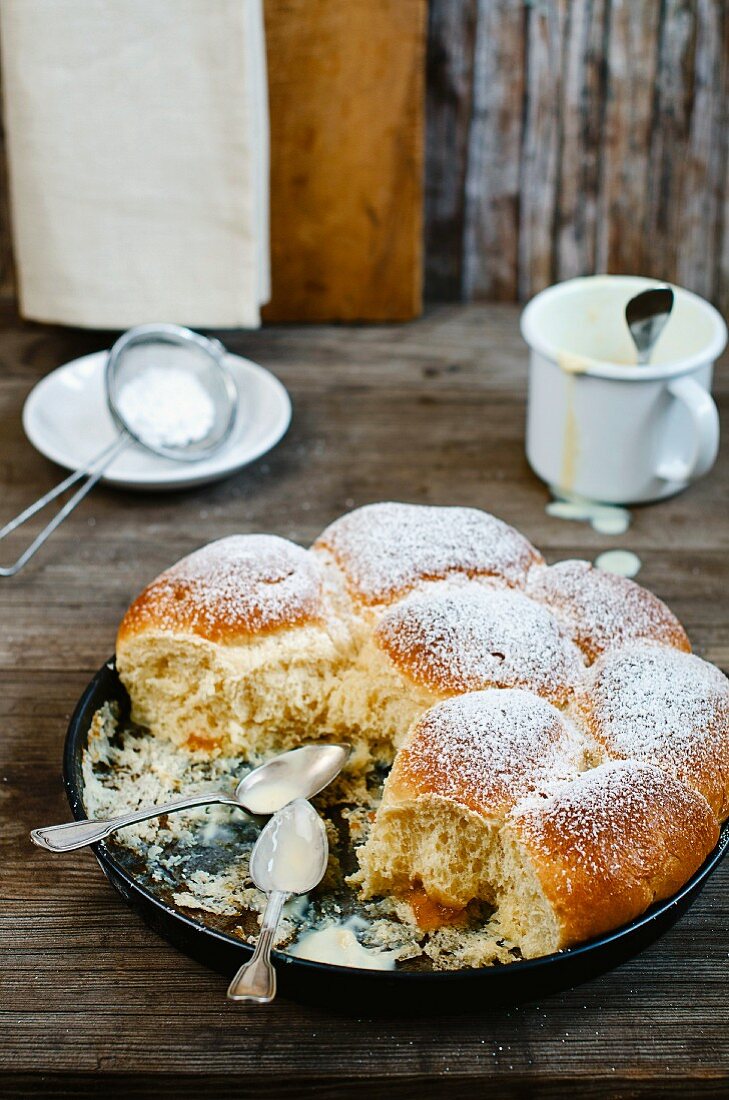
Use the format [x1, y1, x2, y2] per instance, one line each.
[117, 535, 348, 756]
[325, 582, 584, 755]
[314, 502, 542, 606]
[575, 642, 729, 820]
[500, 760, 718, 956]
[373, 581, 584, 706]
[356, 689, 586, 909]
[360, 732, 717, 957]
[527, 558, 690, 663]
[119, 534, 323, 642]
[112, 502, 726, 962]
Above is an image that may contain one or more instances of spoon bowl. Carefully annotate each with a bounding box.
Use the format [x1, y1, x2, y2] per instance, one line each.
[625, 286, 675, 365]
[237, 743, 350, 815]
[250, 798, 330, 894]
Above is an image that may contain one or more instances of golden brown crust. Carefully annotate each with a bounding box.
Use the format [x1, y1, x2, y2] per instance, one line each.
[574, 642, 729, 821]
[527, 559, 690, 663]
[112, 504, 728, 960]
[314, 502, 543, 606]
[117, 534, 324, 646]
[507, 760, 719, 948]
[385, 689, 583, 817]
[374, 582, 584, 706]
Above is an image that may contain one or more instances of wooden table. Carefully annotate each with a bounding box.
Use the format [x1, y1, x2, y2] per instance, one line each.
[2, 303, 727, 1098]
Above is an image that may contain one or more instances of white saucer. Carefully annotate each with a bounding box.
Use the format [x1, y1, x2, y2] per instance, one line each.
[23, 350, 292, 490]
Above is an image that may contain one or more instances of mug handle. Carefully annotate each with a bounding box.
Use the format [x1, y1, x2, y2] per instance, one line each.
[654, 376, 720, 483]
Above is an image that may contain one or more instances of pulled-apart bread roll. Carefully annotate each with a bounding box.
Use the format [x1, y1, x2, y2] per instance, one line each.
[574, 642, 729, 820]
[116, 535, 348, 756]
[358, 696, 717, 957]
[314, 501, 543, 607]
[373, 581, 585, 707]
[527, 559, 690, 663]
[356, 689, 587, 910]
[325, 581, 586, 757]
[500, 760, 718, 956]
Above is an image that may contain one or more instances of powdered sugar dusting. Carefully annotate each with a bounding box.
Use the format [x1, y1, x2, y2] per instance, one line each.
[120, 534, 324, 642]
[376, 582, 585, 705]
[527, 559, 689, 663]
[395, 688, 584, 816]
[315, 502, 542, 605]
[511, 759, 718, 893]
[107, 499, 729, 961]
[577, 642, 729, 818]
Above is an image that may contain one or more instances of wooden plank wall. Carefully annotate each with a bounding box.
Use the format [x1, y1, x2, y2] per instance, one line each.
[425, 0, 729, 314]
[263, 0, 426, 322]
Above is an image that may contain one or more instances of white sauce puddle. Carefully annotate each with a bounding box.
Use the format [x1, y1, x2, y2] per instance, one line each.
[287, 916, 399, 971]
[594, 549, 642, 578]
[546, 492, 631, 536]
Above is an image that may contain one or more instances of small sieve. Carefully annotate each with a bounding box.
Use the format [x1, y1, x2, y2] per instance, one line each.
[0, 324, 239, 577]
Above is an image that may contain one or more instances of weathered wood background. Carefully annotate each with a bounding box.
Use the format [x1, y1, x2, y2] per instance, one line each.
[425, 0, 729, 313]
[0, 0, 727, 317]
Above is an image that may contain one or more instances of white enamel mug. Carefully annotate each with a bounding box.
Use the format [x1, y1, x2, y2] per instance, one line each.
[521, 276, 727, 504]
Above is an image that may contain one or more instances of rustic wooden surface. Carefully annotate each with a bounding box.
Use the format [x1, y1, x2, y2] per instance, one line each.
[262, 0, 425, 322]
[1, 303, 728, 1097]
[425, 0, 729, 312]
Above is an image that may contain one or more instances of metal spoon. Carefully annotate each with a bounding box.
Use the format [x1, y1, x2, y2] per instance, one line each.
[30, 743, 349, 853]
[625, 285, 674, 365]
[227, 799, 328, 1005]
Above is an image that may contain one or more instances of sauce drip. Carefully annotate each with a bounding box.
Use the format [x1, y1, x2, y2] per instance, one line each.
[594, 549, 642, 578]
[559, 375, 580, 492]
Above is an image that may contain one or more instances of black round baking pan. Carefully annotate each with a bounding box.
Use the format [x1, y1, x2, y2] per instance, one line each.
[63, 659, 729, 1014]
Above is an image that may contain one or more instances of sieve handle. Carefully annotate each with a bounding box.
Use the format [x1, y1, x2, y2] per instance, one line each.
[0, 434, 128, 577]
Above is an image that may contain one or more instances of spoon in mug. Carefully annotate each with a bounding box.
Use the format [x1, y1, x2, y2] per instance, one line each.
[625, 285, 674, 365]
[30, 743, 349, 853]
[227, 798, 329, 1004]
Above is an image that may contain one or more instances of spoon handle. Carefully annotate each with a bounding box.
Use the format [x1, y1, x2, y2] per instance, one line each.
[227, 891, 287, 1004]
[30, 790, 237, 852]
